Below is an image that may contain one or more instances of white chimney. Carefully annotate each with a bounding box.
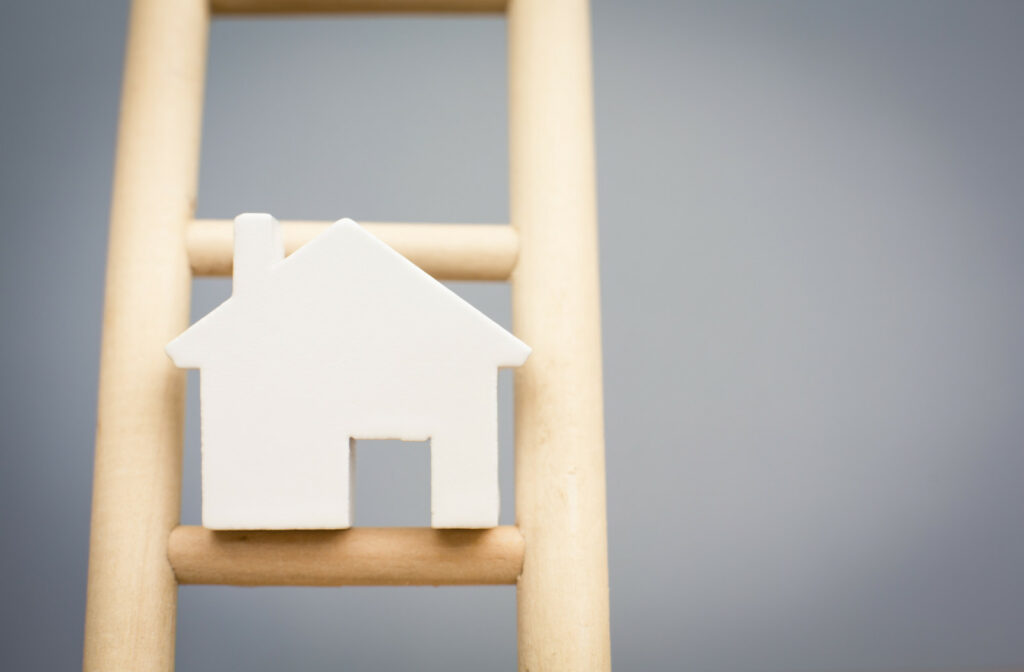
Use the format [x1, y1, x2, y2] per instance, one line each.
[233, 213, 284, 295]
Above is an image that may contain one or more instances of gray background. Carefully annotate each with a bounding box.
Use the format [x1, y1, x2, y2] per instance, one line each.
[2, 1, 1023, 670]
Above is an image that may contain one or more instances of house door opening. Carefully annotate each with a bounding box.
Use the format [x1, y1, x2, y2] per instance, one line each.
[350, 439, 431, 527]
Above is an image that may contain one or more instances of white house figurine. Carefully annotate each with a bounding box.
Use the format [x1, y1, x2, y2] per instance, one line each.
[166, 214, 530, 529]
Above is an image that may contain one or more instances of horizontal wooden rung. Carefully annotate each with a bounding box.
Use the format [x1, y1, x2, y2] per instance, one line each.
[188, 219, 518, 281]
[168, 525, 524, 586]
[210, 0, 506, 14]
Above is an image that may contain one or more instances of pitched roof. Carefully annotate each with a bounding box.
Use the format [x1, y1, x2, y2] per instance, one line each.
[166, 217, 530, 370]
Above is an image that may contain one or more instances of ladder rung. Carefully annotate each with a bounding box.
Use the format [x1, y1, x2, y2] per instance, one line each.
[188, 219, 518, 281]
[168, 525, 524, 586]
[211, 0, 506, 14]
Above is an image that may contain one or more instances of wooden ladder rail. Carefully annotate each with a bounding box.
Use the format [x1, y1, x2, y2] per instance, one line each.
[82, 1, 610, 670]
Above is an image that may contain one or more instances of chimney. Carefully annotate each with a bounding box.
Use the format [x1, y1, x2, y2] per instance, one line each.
[233, 213, 284, 296]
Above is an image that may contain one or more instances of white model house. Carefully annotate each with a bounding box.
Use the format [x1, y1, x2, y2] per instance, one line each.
[166, 214, 530, 530]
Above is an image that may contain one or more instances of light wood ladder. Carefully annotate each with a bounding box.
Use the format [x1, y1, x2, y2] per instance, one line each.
[83, 1, 609, 670]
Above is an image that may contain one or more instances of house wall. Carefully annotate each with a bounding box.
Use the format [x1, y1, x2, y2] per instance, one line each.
[198, 357, 500, 529]
[429, 369, 500, 528]
[198, 366, 353, 529]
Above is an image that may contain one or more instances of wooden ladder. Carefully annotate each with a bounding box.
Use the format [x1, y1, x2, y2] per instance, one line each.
[82, 1, 610, 670]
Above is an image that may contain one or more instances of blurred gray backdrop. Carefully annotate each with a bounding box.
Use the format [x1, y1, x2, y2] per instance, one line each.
[2, 1, 1023, 670]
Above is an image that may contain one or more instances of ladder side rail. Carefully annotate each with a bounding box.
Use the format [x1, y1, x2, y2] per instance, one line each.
[82, 0, 209, 669]
[509, 0, 612, 669]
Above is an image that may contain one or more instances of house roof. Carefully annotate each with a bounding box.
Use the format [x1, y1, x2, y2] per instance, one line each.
[166, 217, 530, 370]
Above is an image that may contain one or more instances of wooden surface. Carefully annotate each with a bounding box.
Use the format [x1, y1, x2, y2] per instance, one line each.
[188, 219, 519, 281]
[84, 0, 612, 668]
[169, 526, 525, 585]
[211, 0, 505, 13]
[82, 0, 209, 670]
[509, 0, 612, 669]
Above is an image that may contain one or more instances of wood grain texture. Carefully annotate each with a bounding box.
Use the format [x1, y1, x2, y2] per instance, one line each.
[168, 526, 525, 585]
[509, 0, 612, 669]
[82, 1, 209, 670]
[188, 219, 519, 281]
[211, 0, 505, 13]
[85, 1, 611, 668]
